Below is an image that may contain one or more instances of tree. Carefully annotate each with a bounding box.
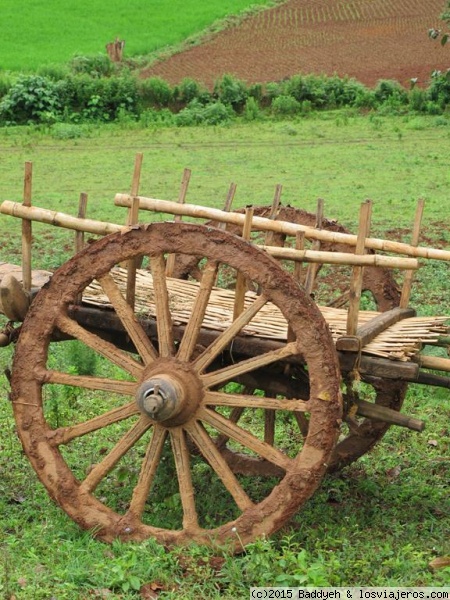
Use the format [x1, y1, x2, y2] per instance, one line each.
[429, 1, 450, 45]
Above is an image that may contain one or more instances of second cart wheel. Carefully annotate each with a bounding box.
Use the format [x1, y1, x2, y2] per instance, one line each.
[11, 222, 341, 550]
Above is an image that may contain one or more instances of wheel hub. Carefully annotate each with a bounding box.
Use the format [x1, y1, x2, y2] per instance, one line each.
[136, 375, 183, 421]
[135, 363, 203, 426]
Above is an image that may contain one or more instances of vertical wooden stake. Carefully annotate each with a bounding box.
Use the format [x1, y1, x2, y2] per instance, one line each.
[165, 168, 191, 276]
[233, 206, 254, 320]
[22, 162, 33, 293]
[75, 192, 88, 254]
[400, 199, 425, 308]
[287, 230, 306, 343]
[217, 182, 237, 231]
[304, 198, 324, 296]
[346, 200, 373, 336]
[75, 192, 88, 304]
[264, 184, 283, 247]
[126, 153, 143, 309]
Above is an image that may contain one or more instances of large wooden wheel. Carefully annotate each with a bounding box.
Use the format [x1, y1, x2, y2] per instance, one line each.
[11, 223, 341, 549]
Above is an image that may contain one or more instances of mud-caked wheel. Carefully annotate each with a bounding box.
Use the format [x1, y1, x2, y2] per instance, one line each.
[11, 223, 341, 550]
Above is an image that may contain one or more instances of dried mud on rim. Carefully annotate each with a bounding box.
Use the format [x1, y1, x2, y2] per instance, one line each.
[141, 0, 449, 89]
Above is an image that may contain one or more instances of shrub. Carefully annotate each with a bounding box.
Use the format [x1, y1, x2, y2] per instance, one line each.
[69, 54, 115, 78]
[37, 64, 69, 81]
[408, 88, 427, 112]
[213, 74, 248, 109]
[174, 99, 206, 126]
[175, 100, 233, 126]
[59, 74, 139, 121]
[202, 101, 233, 125]
[139, 108, 175, 127]
[0, 75, 62, 124]
[173, 77, 210, 105]
[243, 96, 262, 121]
[324, 75, 367, 108]
[0, 73, 12, 100]
[271, 94, 301, 116]
[265, 81, 284, 99]
[139, 77, 173, 108]
[374, 79, 408, 105]
[427, 70, 450, 107]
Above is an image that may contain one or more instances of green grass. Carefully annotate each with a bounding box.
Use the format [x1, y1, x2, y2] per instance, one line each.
[0, 112, 449, 265]
[0, 0, 274, 72]
[0, 114, 449, 597]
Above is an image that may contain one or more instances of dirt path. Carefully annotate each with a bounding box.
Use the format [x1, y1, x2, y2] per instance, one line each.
[140, 0, 449, 88]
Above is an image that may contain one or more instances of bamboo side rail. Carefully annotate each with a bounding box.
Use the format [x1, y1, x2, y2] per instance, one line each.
[0, 201, 419, 270]
[114, 194, 450, 262]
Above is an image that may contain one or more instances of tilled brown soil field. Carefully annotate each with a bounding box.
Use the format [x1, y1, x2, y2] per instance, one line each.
[141, 0, 449, 89]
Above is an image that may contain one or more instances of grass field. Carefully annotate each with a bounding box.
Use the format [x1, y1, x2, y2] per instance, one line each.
[0, 112, 449, 260]
[0, 115, 449, 597]
[0, 0, 273, 72]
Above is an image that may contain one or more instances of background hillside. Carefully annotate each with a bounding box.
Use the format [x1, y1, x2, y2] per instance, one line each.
[141, 0, 450, 88]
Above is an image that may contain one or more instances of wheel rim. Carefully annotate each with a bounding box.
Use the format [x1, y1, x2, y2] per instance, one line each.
[11, 222, 341, 549]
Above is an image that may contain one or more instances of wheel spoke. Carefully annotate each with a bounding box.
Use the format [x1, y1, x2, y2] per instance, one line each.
[56, 314, 143, 378]
[201, 342, 298, 389]
[149, 254, 175, 358]
[128, 425, 167, 518]
[170, 428, 199, 529]
[177, 260, 218, 362]
[81, 417, 152, 493]
[99, 273, 157, 365]
[294, 412, 310, 438]
[199, 407, 292, 471]
[49, 402, 139, 446]
[193, 294, 268, 373]
[41, 369, 137, 395]
[214, 406, 245, 449]
[204, 390, 309, 412]
[185, 420, 254, 512]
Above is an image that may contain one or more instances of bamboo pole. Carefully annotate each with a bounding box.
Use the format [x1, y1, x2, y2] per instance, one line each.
[304, 198, 324, 295]
[126, 153, 143, 309]
[165, 167, 191, 276]
[400, 198, 425, 308]
[216, 183, 237, 232]
[114, 195, 450, 262]
[21, 162, 33, 293]
[264, 184, 282, 247]
[416, 354, 450, 373]
[75, 192, 88, 304]
[233, 206, 254, 320]
[75, 192, 88, 254]
[346, 200, 372, 336]
[0, 202, 420, 270]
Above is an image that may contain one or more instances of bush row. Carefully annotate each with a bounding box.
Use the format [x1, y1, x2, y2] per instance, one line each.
[0, 54, 449, 126]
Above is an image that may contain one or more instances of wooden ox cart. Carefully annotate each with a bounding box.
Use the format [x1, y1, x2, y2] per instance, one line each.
[0, 157, 449, 551]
